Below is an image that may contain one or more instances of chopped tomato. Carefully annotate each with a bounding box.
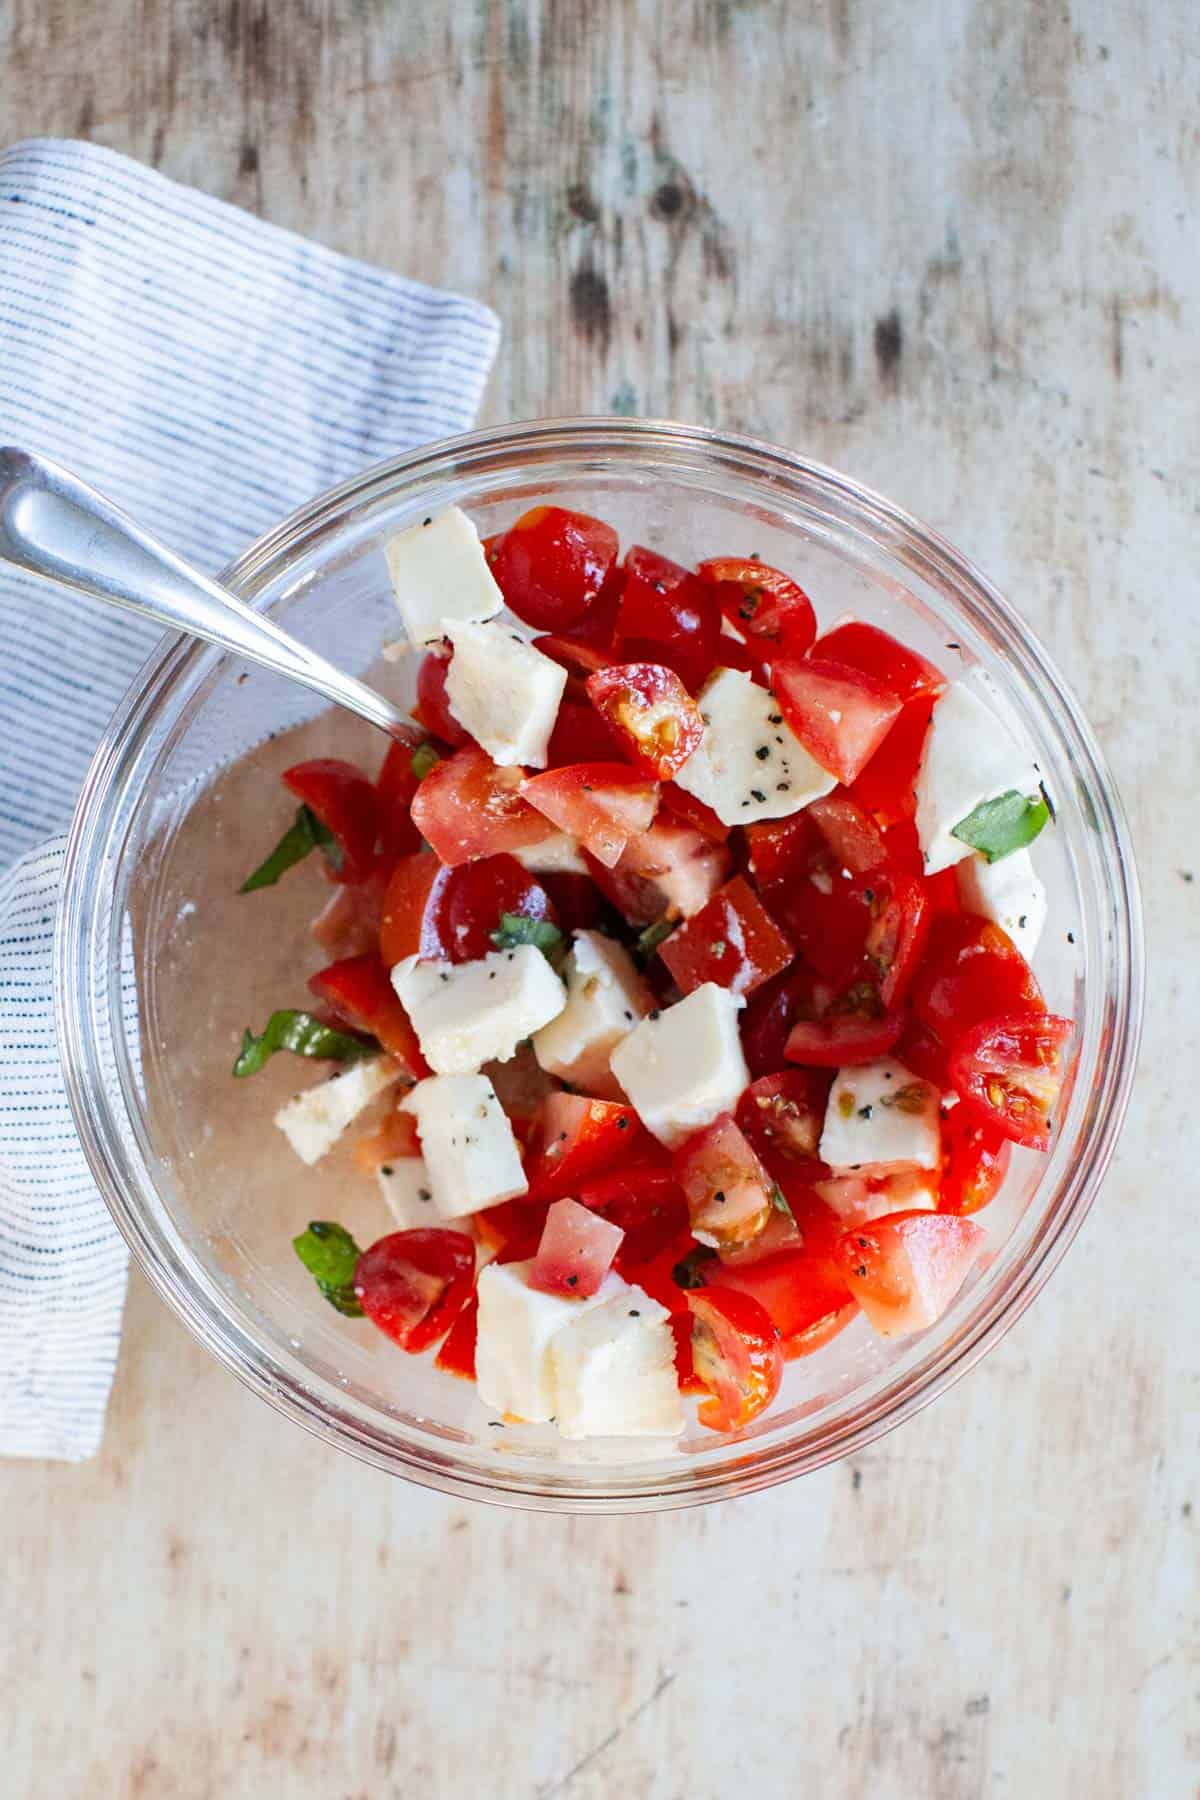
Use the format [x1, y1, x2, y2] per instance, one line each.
[474, 1198, 549, 1262]
[415, 648, 472, 748]
[697, 556, 817, 664]
[767, 837, 872, 987]
[686, 1289, 782, 1431]
[660, 781, 730, 843]
[375, 734, 429, 861]
[352, 1103, 422, 1172]
[434, 1291, 479, 1379]
[524, 1093, 656, 1203]
[785, 980, 905, 1067]
[585, 662, 705, 779]
[308, 952, 428, 1075]
[310, 872, 387, 959]
[833, 1211, 986, 1337]
[740, 970, 818, 1078]
[615, 546, 721, 692]
[532, 634, 612, 680]
[488, 506, 619, 631]
[949, 1013, 1073, 1150]
[856, 870, 930, 1008]
[771, 658, 904, 785]
[894, 1014, 953, 1088]
[805, 791, 889, 875]
[379, 849, 450, 965]
[411, 745, 554, 867]
[912, 915, 1043, 1044]
[538, 871, 601, 933]
[672, 1114, 775, 1249]
[588, 815, 731, 925]
[882, 816, 925, 879]
[577, 1164, 688, 1263]
[354, 1228, 475, 1352]
[736, 1070, 831, 1172]
[546, 700, 622, 767]
[528, 1197, 624, 1298]
[658, 875, 795, 998]
[433, 854, 557, 963]
[847, 695, 936, 827]
[745, 811, 813, 890]
[703, 1243, 855, 1354]
[939, 1104, 1012, 1213]
[521, 763, 659, 869]
[813, 621, 946, 704]
[282, 758, 381, 885]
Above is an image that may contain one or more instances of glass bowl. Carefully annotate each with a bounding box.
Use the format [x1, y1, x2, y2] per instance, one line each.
[56, 418, 1143, 1512]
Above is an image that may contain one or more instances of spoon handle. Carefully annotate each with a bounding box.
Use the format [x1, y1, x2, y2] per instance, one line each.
[0, 447, 414, 740]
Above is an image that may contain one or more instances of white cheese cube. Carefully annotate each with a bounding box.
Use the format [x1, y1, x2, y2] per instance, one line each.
[818, 1059, 941, 1175]
[474, 1259, 623, 1422]
[956, 847, 1047, 958]
[550, 1284, 684, 1440]
[914, 680, 1043, 876]
[533, 930, 650, 1098]
[391, 945, 566, 1074]
[609, 982, 749, 1148]
[673, 667, 837, 826]
[400, 1074, 527, 1217]
[385, 507, 503, 646]
[513, 832, 590, 877]
[442, 619, 567, 768]
[273, 1057, 400, 1166]
[376, 1156, 438, 1229]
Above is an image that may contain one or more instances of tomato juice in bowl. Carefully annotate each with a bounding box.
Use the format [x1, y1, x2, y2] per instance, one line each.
[57, 419, 1143, 1511]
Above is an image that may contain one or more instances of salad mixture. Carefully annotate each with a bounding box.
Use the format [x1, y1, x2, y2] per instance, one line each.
[235, 502, 1073, 1443]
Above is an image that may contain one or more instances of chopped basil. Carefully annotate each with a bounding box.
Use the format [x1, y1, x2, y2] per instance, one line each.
[770, 1183, 794, 1218]
[951, 789, 1050, 863]
[232, 1010, 376, 1078]
[410, 742, 441, 780]
[672, 1246, 717, 1290]
[292, 1220, 363, 1316]
[490, 913, 565, 966]
[239, 804, 342, 892]
[635, 916, 678, 963]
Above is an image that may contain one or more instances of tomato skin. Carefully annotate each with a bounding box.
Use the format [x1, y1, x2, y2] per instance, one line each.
[354, 1228, 475, 1352]
[739, 970, 815, 1079]
[379, 849, 449, 966]
[587, 815, 730, 926]
[949, 1013, 1073, 1150]
[410, 745, 554, 867]
[308, 952, 428, 1075]
[771, 657, 904, 786]
[813, 621, 946, 705]
[673, 1113, 776, 1249]
[847, 695, 936, 827]
[939, 1104, 1012, 1214]
[833, 1210, 986, 1337]
[546, 700, 621, 767]
[415, 649, 472, 748]
[282, 758, 381, 885]
[660, 781, 730, 843]
[375, 736, 427, 861]
[785, 990, 905, 1068]
[745, 811, 814, 890]
[521, 763, 660, 869]
[686, 1289, 783, 1431]
[437, 854, 556, 964]
[696, 557, 817, 662]
[857, 870, 930, 1008]
[703, 1244, 854, 1350]
[434, 1291, 479, 1379]
[523, 1093, 658, 1203]
[474, 1198, 550, 1263]
[489, 506, 620, 631]
[532, 634, 612, 681]
[615, 546, 722, 693]
[895, 1014, 953, 1089]
[658, 875, 795, 999]
[736, 1070, 831, 1173]
[805, 791, 890, 875]
[586, 662, 705, 779]
[912, 916, 1043, 1045]
[577, 1165, 690, 1270]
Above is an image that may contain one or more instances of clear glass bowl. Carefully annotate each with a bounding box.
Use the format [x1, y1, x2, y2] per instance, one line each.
[56, 419, 1144, 1512]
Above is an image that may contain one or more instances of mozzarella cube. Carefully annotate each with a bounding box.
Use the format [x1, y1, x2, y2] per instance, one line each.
[956, 847, 1047, 958]
[609, 983, 749, 1147]
[376, 1156, 438, 1229]
[533, 931, 650, 1097]
[385, 507, 503, 645]
[915, 680, 1044, 876]
[550, 1285, 684, 1439]
[818, 1059, 941, 1175]
[400, 1074, 527, 1217]
[673, 667, 837, 826]
[513, 832, 590, 877]
[474, 1259, 623, 1422]
[391, 945, 566, 1074]
[442, 619, 567, 768]
[273, 1057, 400, 1166]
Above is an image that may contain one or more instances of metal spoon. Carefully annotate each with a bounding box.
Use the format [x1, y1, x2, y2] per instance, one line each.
[0, 447, 414, 739]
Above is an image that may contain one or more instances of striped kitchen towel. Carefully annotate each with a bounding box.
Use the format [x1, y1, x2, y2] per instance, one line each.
[0, 138, 499, 1460]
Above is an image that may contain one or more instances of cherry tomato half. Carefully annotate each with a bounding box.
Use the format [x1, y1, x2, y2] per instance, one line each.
[697, 556, 817, 663]
[489, 506, 619, 631]
[949, 1013, 1073, 1150]
[354, 1228, 475, 1352]
[585, 662, 705, 779]
[686, 1289, 783, 1431]
[283, 758, 380, 885]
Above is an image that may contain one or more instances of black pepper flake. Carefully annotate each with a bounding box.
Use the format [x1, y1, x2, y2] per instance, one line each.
[774, 735, 784, 745]
[945, 641, 960, 650]
[381, 1164, 394, 1176]
[616, 1117, 629, 1130]
[648, 1009, 660, 1021]
[767, 713, 782, 724]
[439, 971, 449, 983]
[653, 579, 666, 593]
[418, 1188, 432, 1202]
[713, 1190, 726, 1204]
[567, 1273, 579, 1287]
[1067, 931, 1076, 944]
[489, 971, 497, 980]
[755, 745, 770, 761]
[629, 1309, 641, 1317]
[777, 782, 790, 792]
[855, 1263, 867, 1278]
[487, 1420, 504, 1428]
[624, 1009, 634, 1021]
[1018, 915, 1028, 929]
[751, 788, 766, 802]
[740, 799, 750, 808]
[857, 1104, 873, 1119]
[422, 516, 432, 527]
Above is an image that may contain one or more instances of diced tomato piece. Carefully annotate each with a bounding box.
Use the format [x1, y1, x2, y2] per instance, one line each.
[352, 1103, 422, 1172]
[585, 662, 705, 779]
[415, 648, 473, 748]
[912, 916, 1044, 1045]
[433, 854, 557, 964]
[520, 763, 659, 869]
[812, 621, 946, 704]
[308, 952, 428, 1075]
[282, 758, 381, 885]
[310, 871, 388, 960]
[532, 634, 612, 680]
[375, 734, 429, 861]
[673, 1114, 775, 1250]
[658, 875, 794, 998]
[785, 983, 905, 1067]
[847, 695, 936, 827]
[696, 557, 817, 663]
[524, 1093, 656, 1203]
[546, 700, 621, 767]
[411, 745, 555, 867]
[740, 970, 820, 1079]
[686, 1289, 782, 1431]
[488, 506, 620, 631]
[771, 658, 904, 785]
[894, 1015, 953, 1088]
[539, 871, 601, 933]
[528, 1197, 625, 1298]
[588, 815, 731, 925]
[615, 546, 722, 693]
[745, 811, 813, 890]
[660, 781, 730, 843]
[949, 1013, 1073, 1151]
[354, 1228, 475, 1352]
[434, 1291, 479, 1379]
[577, 1164, 688, 1264]
[882, 816, 925, 879]
[938, 1104, 1012, 1213]
[805, 791, 890, 875]
[546, 559, 624, 655]
[379, 849, 450, 966]
[736, 1070, 831, 1172]
[833, 1211, 986, 1337]
[704, 1243, 855, 1353]
[856, 870, 930, 1008]
[474, 1198, 550, 1262]
[926, 864, 965, 920]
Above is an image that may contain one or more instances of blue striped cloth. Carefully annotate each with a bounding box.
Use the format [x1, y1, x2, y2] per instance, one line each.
[0, 138, 499, 1459]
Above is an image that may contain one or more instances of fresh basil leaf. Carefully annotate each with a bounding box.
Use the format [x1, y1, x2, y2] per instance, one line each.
[635, 916, 678, 963]
[410, 742, 441, 781]
[490, 912, 565, 966]
[951, 789, 1050, 863]
[672, 1246, 716, 1290]
[232, 1010, 376, 1078]
[240, 804, 342, 892]
[293, 1220, 363, 1317]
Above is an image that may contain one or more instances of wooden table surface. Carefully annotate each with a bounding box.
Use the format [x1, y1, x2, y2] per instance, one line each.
[2, 3, 1196, 1795]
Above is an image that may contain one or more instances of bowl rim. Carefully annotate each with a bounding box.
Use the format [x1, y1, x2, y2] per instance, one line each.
[55, 415, 1146, 1512]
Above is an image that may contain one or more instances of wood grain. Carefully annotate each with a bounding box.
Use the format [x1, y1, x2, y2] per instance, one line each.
[1, 2, 1197, 1796]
